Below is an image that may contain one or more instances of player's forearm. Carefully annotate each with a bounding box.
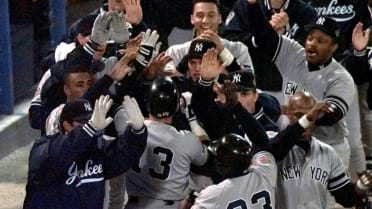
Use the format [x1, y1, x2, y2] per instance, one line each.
[344, 48, 371, 85]
[315, 107, 343, 126]
[331, 182, 366, 207]
[245, 0, 280, 59]
[231, 102, 270, 148]
[269, 122, 305, 161]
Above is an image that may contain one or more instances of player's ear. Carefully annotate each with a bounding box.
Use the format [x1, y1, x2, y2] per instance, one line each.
[331, 41, 338, 54]
[190, 14, 195, 25]
[62, 120, 73, 133]
[218, 14, 222, 24]
[64, 84, 71, 97]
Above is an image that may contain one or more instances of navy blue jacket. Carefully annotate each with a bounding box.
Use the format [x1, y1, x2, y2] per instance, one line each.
[23, 123, 147, 209]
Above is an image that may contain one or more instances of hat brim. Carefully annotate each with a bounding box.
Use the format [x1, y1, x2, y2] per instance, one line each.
[304, 24, 337, 40]
[72, 113, 92, 122]
[235, 85, 256, 92]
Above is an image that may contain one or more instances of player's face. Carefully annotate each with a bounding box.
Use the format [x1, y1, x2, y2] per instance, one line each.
[191, 2, 222, 36]
[76, 34, 91, 46]
[236, 90, 258, 113]
[287, 97, 314, 138]
[188, 58, 202, 81]
[64, 72, 95, 101]
[108, 0, 125, 12]
[305, 29, 338, 65]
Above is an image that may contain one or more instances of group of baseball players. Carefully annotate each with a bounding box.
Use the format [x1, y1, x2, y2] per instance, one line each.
[23, 0, 372, 208]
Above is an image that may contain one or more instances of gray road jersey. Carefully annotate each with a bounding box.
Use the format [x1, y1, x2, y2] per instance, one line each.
[276, 137, 350, 209]
[126, 120, 208, 201]
[165, 38, 254, 73]
[274, 37, 355, 144]
[192, 151, 277, 209]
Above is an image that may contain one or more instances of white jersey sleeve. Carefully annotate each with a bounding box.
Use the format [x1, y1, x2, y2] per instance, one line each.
[164, 41, 191, 71]
[221, 39, 254, 73]
[45, 104, 64, 135]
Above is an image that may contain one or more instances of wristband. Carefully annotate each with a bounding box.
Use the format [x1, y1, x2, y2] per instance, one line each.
[299, 115, 311, 129]
[198, 78, 214, 87]
[83, 39, 100, 55]
[219, 48, 234, 66]
[353, 48, 367, 57]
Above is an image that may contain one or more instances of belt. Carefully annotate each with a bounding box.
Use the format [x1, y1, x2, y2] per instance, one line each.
[127, 196, 175, 206]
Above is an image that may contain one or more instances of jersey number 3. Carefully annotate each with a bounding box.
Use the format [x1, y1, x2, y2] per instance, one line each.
[227, 190, 272, 209]
[133, 146, 174, 180]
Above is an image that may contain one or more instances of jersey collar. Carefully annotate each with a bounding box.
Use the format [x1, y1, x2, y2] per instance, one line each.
[307, 58, 332, 72]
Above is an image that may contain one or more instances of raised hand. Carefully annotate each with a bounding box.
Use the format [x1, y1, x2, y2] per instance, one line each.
[356, 170, 372, 192]
[305, 102, 334, 122]
[136, 29, 160, 69]
[180, 92, 196, 121]
[110, 11, 130, 44]
[352, 22, 370, 51]
[200, 48, 226, 81]
[89, 95, 114, 130]
[143, 52, 173, 80]
[269, 10, 289, 34]
[122, 96, 144, 130]
[199, 30, 224, 53]
[108, 51, 136, 81]
[90, 12, 113, 45]
[123, 0, 143, 25]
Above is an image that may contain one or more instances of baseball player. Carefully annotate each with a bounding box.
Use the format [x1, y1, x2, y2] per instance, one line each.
[276, 91, 372, 209]
[242, 0, 356, 170]
[165, 0, 254, 76]
[124, 77, 208, 209]
[23, 95, 147, 209]
[190, 133, 277, 209]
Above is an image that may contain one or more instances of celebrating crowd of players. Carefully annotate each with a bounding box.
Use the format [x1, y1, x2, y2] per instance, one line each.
[24, 0, 372, 208]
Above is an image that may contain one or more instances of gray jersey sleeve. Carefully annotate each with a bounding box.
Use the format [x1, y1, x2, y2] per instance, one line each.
[182, 131, 209, 166]
[274, 36, 307, 76]
[327, 145, 351, 191]
[323, 66, 356, 116]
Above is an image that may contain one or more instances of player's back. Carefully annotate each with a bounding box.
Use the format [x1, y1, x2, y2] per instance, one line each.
[126, 120, 208, 202]
[192, 151, 277, 209]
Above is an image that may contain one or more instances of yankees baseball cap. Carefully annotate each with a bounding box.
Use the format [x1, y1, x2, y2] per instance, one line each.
[229, 70, 256, 91]
[188, 38, 216, 59]
[304, 16, 340, 40]
[61, 99, 93, 123]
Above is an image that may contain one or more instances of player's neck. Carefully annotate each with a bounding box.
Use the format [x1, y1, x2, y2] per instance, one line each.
[149, 114, 173, 125]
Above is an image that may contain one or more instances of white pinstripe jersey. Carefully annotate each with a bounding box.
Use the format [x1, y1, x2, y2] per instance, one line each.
[276, 137, 350, 209]
[45, 104, 64, 135]
[273, 36, 355, 145]
[191, 151, 277, 209]
[165, 38, 255, 73]
[125, 120, 208, 202]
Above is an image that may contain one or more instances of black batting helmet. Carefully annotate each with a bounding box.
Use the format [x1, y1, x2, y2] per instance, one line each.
[208, 133, 252, 178]
[147, 77, 180, 118]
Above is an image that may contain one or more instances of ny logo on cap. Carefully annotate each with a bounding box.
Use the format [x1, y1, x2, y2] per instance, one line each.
[316, 17, 326, 26]
[195, 43, 203, 52]
[84, 102, 92, 112]
[232, 74, 241, 84]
